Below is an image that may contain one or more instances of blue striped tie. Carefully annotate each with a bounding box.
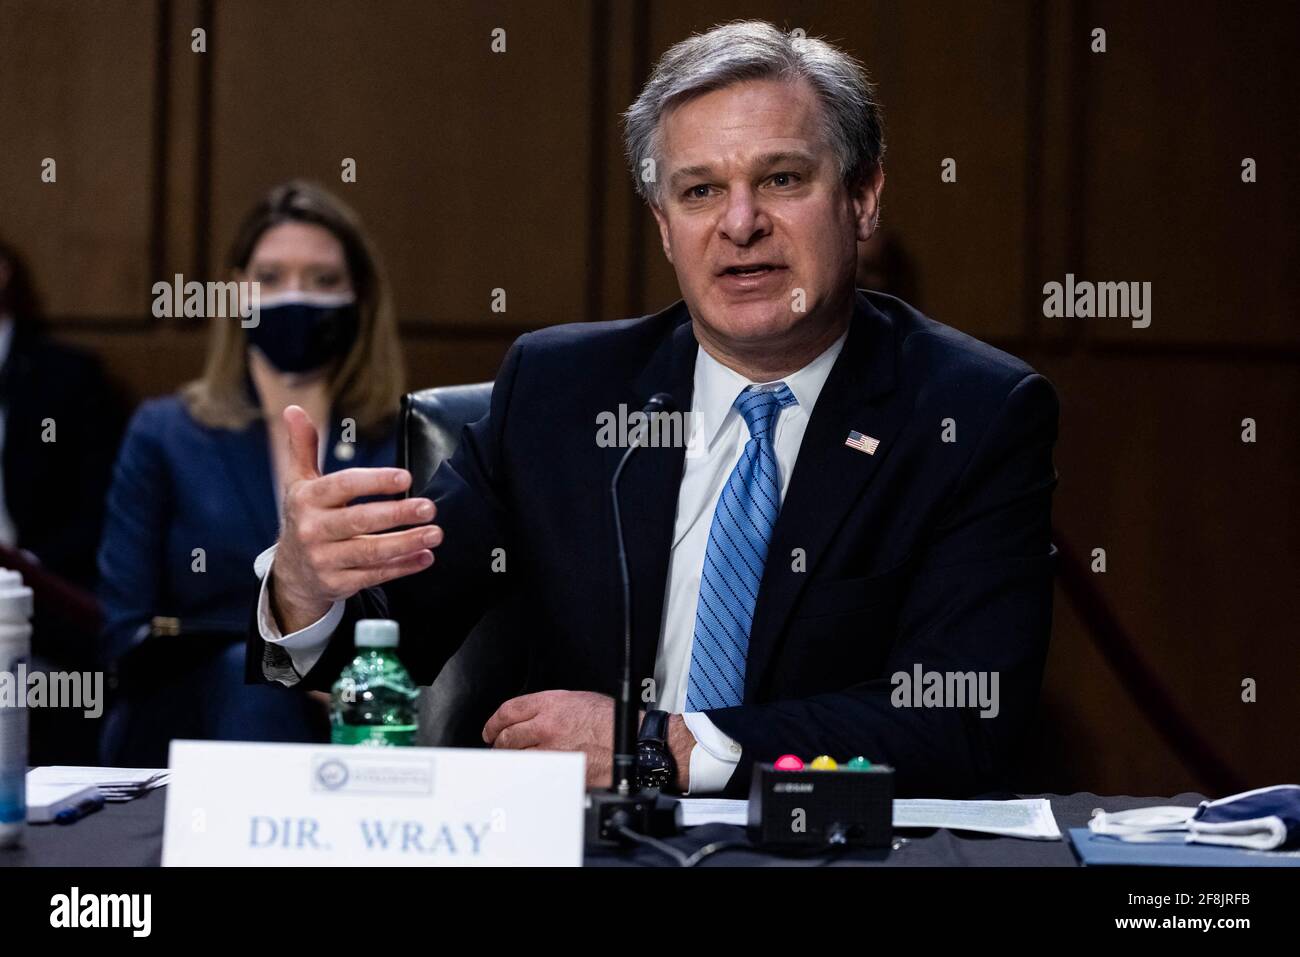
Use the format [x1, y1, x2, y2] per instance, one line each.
[686, 383, 797, 711]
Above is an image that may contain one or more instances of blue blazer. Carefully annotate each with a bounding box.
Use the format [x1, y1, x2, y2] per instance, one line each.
[251, 290, 1059, 798]
[98, 394, 397, 667]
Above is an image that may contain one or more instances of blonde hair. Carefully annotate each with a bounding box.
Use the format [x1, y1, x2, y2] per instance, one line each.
[182, 180, 404, 439]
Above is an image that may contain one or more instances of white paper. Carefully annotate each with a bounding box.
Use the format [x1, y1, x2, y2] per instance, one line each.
[676, 798, 748, 827]
[892, 798, 1061, 840]
[27, 766, 170, 801]
[25, 783, 103, 822]
[674, 796, 1062, 840]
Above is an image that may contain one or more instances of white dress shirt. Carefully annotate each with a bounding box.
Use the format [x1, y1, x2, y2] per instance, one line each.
[255, 328, 847, 793]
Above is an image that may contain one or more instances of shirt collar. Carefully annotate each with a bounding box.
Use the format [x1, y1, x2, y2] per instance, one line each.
[691, 327, 849, 451]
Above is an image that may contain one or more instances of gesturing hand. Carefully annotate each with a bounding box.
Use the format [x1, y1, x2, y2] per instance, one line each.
[270, 404, 443, 633]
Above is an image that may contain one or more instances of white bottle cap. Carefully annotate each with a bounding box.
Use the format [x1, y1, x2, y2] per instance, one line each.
[355, 618, 399, 648]
[0, 568, 33, 621]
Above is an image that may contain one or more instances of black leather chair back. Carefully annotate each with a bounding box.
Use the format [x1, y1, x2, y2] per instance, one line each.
[398, 382, 525, 746]
[398, 382, 495, 492]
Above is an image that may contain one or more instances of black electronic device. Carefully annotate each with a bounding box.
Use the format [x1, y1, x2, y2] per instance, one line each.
[748, 760, 895, 848]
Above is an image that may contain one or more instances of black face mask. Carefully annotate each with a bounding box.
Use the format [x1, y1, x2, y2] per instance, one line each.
[246, 297, 360, 373]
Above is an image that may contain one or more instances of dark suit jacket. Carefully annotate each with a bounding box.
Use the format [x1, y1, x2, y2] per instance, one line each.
[100, 393, 396, 668]
[1, 323, 124, 592]
[250, 291, 1059, 798]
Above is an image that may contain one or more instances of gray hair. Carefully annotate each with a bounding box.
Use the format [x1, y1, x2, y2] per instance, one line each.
[622, 20, 885, 205]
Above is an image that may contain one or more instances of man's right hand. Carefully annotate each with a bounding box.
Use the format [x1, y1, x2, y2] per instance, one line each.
[270, 405, 442, 634]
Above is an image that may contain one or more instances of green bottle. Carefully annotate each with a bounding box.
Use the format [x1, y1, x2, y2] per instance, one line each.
[330, 619, 419, 746]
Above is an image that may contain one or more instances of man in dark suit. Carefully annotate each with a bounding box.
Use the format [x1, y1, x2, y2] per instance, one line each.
[0, 241, 126, 764]
[247, 21, 1058, 798]
[0, 250, 124, 597]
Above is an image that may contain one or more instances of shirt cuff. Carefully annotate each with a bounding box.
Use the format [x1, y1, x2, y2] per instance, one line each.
[254, 544, 343, 684]
[682, 711, 742, 794]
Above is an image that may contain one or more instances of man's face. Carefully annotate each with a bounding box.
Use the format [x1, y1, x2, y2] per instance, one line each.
[651, 77, 882, 357]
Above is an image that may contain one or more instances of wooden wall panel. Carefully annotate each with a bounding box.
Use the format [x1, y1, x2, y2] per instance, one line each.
[0, 0, 158, 320]
[1031, 348, 1300, 792]
[207, 0, 595, 329]
[1026, 591, 1197, 795]
[858, 0, 1034, 340]
[161, 0, 205, 283]
[592, 0, 645, 324]
[1079, 1, 1299, 347]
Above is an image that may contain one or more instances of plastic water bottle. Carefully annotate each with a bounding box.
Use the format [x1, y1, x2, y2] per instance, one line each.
[329, 619, 418, 746]
[0, 569, 33, 847]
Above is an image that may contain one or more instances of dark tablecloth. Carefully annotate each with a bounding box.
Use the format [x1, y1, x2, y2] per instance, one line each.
[1, 789, 1209, 867]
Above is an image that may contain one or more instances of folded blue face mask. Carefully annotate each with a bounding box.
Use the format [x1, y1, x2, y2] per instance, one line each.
[1089, 785, 1300, 851]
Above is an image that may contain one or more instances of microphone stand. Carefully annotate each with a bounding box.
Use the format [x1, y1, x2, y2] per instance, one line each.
[584, 394, 675, 847]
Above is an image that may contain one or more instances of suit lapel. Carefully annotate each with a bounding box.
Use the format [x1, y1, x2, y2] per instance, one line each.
[742, 292, 907, 701]
[599, 295, 906, 700]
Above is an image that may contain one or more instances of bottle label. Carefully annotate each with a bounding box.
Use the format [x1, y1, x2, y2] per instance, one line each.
[331, 725, 417, 747]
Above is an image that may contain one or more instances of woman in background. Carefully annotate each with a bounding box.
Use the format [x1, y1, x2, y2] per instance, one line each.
[97, 181, 405, 766]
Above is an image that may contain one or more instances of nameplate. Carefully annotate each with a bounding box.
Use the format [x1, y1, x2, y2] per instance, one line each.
[161, 741, 586, 866]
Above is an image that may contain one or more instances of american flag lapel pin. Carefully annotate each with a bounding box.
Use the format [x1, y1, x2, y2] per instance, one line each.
[844, 430, 881, 455]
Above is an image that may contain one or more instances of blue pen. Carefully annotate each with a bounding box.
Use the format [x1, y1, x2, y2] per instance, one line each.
[53, 795, 106, 825]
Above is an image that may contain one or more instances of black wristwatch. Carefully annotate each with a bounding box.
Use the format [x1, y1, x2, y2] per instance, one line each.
[636, 710, 677, 791]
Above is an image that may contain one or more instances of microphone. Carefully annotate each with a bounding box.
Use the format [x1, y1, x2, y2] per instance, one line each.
[586, 392, 677, 846]
[610, 392, 676, 795]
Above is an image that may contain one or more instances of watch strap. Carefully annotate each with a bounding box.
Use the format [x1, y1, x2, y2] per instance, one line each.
[638, 709, 670, 747]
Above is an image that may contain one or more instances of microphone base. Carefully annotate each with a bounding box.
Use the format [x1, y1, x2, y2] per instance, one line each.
[584, 787, 659, 847]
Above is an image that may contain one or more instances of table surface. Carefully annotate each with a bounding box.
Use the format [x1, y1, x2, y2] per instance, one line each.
[1, 789, 1210, 867]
